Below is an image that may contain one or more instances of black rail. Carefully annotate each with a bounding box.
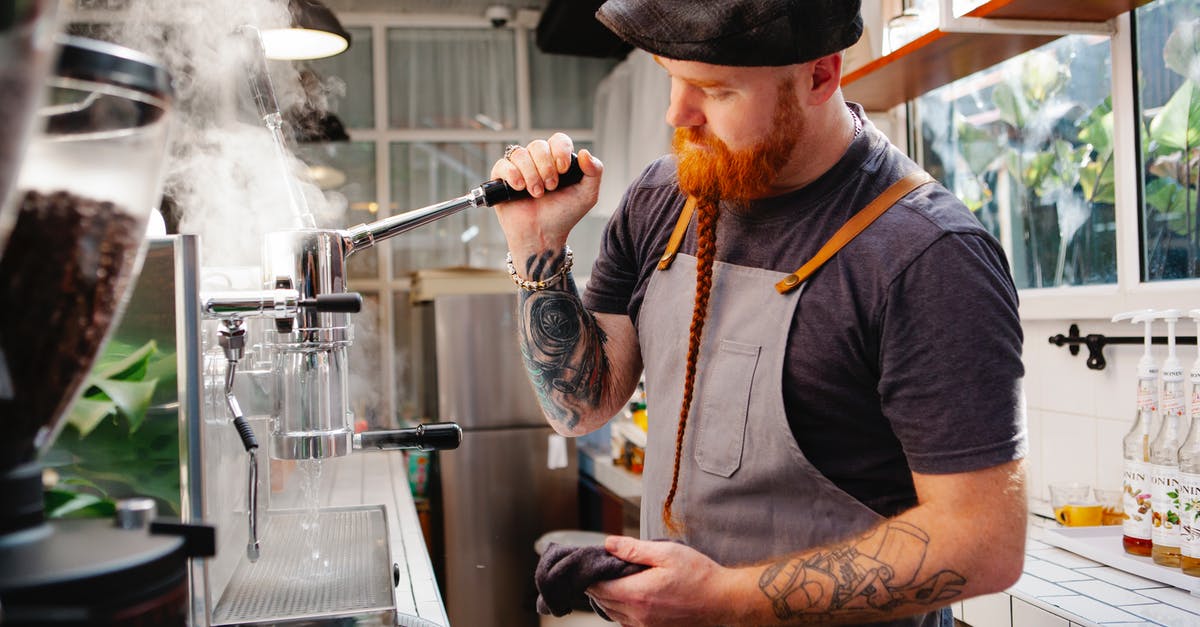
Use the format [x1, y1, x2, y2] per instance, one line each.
[1048, 324, 1198, 370]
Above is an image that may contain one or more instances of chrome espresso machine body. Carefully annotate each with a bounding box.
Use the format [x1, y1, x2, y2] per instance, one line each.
[187, 153, 582, 626]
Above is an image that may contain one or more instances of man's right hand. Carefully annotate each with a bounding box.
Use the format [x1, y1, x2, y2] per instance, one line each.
[490, 132, 603, 273]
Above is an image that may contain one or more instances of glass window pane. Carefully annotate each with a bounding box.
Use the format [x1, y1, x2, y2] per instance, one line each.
[917, 35, 1116, 289]
[390, 141, 509, 275]
[293, 140, 379, 279]
[387, 28, 517, 130]
[529, 34, 619, 129]
[305, 27, 374, 129]
[1135, 0, 1200, 282]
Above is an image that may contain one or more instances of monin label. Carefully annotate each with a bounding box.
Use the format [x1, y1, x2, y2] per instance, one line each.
[1124, 460, 1152, 540]
[1152, 463, 1181, 547]
[1180, 472, 1200, 558]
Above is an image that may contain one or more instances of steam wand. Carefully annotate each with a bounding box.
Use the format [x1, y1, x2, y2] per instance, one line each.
[238, 25, 316, 229]
[217, 318, 261, 562]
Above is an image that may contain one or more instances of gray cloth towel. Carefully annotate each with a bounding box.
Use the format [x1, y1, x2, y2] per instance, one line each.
[535, 542, 648, 621]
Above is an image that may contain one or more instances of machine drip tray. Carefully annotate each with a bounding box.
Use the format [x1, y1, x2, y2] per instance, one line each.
[213, 505, 395, 625]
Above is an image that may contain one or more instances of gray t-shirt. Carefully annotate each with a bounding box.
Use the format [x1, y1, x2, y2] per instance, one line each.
[584, 109, 1026, 517]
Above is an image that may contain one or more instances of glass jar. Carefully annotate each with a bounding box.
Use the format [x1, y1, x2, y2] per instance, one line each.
[0, 36, 174, 469]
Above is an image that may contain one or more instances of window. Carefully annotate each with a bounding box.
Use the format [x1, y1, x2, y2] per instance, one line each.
[389, 140, 510, 274]
[529, 32, 619, 130]
[1135, 0, 1200, 282]
[917, 35, 1116, 290]
[387, 28, 517, 130]
[290, 17, 614, 424]
[306, 27, 374, 129]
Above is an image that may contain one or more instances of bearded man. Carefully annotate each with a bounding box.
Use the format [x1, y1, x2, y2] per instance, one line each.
[490, 1, 1027, 625]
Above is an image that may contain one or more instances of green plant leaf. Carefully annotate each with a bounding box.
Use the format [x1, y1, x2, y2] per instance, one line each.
[1146, 177, 1190, 229]
[955, 113, 1005, 174]
[1080, 161, 1116, 204]
[92, 378, 158, 433]
[66, 397, 117, 438]
[45, 489, 116, 519]
[992, 81, 1026, 130]
[1164, 19, 1200, 85]
[1078, 98, 1114, 157]
[91, 339, 157, 382]
[1021, 49, 1070, 104]
[1149, 80, 1200, 152]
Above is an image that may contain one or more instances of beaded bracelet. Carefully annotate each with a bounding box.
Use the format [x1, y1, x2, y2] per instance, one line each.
[505, 246, 574, 291]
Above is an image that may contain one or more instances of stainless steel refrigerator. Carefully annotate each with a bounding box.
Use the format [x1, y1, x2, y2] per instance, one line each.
[413, 281, 579, 627]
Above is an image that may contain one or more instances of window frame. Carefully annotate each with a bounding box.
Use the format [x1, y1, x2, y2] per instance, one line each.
[337, 12, 602, 422]
[908, 12, 1200, 321]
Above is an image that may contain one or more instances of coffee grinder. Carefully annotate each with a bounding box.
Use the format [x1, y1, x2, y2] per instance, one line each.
[0, 35, 213, 625]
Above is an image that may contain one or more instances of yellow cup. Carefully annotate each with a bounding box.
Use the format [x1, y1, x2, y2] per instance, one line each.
[1055, 504, 1104, 527]
[1049, 482, 1102, 527]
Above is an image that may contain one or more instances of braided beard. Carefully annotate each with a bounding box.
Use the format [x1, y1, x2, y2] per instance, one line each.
[660, 79, 802, 534]
[672, 78, 802, 205]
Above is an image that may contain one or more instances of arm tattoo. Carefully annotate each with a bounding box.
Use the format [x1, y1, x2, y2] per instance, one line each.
[758, 522, 966, 623]
[517, 250, 609, 429]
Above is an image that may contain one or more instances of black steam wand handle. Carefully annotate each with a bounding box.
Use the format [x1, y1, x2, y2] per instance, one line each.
[355, 422, 463, 452]
[300, 293, 363, 313]
[477, 153, 586, 206]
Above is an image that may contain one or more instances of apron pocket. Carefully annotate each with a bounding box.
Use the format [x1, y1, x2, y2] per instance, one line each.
[694, 339, 760, 478]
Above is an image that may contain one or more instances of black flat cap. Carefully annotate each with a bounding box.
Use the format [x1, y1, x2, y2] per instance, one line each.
[596, 0, 862, 67]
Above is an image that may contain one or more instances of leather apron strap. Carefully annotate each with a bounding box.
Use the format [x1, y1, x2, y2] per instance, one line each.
[655, 170, 936, 291]
[657, 196, 697, 271]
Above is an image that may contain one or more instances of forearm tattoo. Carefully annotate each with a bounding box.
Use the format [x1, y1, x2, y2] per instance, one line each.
[517, 250, 609, 429]
[758, 522, 966, 623]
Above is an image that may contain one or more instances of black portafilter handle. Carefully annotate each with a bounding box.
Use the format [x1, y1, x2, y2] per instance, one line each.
[355, 422, 463, 452]
[299, 292, 363, 313]
[477, 153, 585, 206]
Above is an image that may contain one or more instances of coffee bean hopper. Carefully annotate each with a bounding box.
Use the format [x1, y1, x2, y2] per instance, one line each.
[0, 34, 216, 625]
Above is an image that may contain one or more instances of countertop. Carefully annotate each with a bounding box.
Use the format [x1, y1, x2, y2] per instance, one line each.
[994, 517, 1200, 626]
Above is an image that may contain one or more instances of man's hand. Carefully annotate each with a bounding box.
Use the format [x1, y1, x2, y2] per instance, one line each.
[586, 536, 751, 627]
[490, 132, 603, 267]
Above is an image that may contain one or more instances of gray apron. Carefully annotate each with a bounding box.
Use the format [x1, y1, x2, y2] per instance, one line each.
[636, 172, 945, 626]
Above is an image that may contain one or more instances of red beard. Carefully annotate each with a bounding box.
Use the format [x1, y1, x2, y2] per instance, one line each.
[673, 80, 802, 204]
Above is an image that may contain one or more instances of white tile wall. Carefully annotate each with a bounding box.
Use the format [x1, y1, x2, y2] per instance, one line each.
[1039, 410, 1099, 495]
[1020, 318, 1193, 506]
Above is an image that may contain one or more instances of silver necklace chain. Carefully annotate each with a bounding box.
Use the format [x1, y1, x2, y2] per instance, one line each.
[848, 104, 863, 139]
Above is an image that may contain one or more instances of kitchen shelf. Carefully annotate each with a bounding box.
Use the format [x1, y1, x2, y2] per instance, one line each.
[843, 0, 1154, 111]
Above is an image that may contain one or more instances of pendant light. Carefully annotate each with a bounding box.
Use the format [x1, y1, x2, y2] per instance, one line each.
[260, 0, 351, 61]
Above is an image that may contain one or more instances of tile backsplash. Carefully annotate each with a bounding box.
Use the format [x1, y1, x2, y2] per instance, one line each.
[1022, 318, 1182, 505]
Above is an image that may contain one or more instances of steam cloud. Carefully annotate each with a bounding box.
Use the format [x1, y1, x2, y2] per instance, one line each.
[81, 0, 338, 266]
[72, 1, 390, 426]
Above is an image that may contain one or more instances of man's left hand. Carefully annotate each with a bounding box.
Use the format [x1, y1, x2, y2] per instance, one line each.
[586, 536, 750, 627]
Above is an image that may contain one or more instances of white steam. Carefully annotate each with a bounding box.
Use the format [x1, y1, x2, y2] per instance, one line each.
[81, 2, 390, 423]
[95, 0, 335, 266]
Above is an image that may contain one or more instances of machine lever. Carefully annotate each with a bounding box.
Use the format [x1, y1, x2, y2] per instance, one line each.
[354, 422, 463, 452]
[300, 292, 363, 313]
[477, 153, 585, 206]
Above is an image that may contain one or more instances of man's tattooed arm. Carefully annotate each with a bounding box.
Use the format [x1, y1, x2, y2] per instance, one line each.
[516, 249, 614, 432]
[757, 521, 967, 625]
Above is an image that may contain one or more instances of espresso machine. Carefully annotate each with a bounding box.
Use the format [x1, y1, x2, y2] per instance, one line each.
[0, 31, 217, 625]
[179, 30, 585, 626]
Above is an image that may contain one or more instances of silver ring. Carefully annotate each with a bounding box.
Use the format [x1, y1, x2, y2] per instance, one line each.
[503, 144, 522, 160]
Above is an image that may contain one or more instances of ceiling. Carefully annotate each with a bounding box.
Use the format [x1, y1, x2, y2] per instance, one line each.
[323, 0, 550, 15]
[323, 0, 630, 59]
